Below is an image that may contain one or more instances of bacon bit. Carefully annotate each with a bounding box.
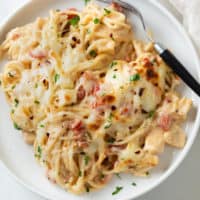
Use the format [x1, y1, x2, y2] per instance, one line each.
[67, 14, 78, 20]
[12, 33, 20, 40]
[158, 114, 172, 131]
[125, 55, 131, 62]
[121, 107, 129, 114]
[71, 119, 83, 131]
[91, 84, 100, 95]
[29, 49, 47, 59]
[111, 2, 123, 12]
[77, 85, 86, 101]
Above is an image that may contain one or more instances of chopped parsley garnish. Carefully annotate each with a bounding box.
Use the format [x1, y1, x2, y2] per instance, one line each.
[8, 72, 14, 78]
[87, 29, 91, 34]
[130, 74, 140, 82]
[93, 18, 100, 24]
[34, 83, 38, 88]
[69, 15, 80, 26]
[54, 74, 60, 83]
[112, 74, 117, 79]
[11, 109, 15, 114]
[86, 186, 90, 193]
[34, 100, 40, 105]
[110, 61, 117, 68]
[115, 173, 121, 179]
[40, 124, 45, 128]
[107, 137, 115, 143]
[35, 146, 42, 159]
[104, 123, 112, 129]
[11, 85, 16, 90]
[104, 8, 111, 15]
[14, 122, 21, 130]
[84, 155, 90, 165]
[84, 0, 91, 5]
[112, 186, 123, 195]
[89, 50, 97, 57]
[146, 171, 150, 176]
[104, 113, 113, 129]
[14, 98, 19, 107]
[79, 171, 82, 177]
[148, 110, 155, 118]
[100, 173, 105, 179]
[131, 182, 137, 186]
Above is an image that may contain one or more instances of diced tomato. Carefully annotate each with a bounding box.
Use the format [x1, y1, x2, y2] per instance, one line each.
[111, 2, 123, 12]
[158, 114, 172, 131]
[29, 49, 47, 59]
[71, 119, 83, 131]
[12, 33, 20, 40]
[91, 83, 100, 95]
[77, 85, 86, 101]
[67, 14, 78, 20]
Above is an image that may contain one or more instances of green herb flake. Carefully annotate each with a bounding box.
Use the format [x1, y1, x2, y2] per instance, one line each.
[89, 50, 97, 57]
[131, 182, 137, 186]
[86, 186, 90, 193]
[14, 98, 19, 107]
[69, 15, 80, 26]
[115, 173, 121, 179]
[112, 74, 117, 79]
[54, 74, 60, 83]
[104, 113, 113, 129]
[84, 0, 91, 5]
[93, 18, 100, 24]
[112, 186, 123, 195]
[104, 122, 112, 129]
[11, 85, 16, 90]
[107, 137, 115, 143]
[146, 171, 150, 176]
[8, 72, 14, 78]
[35, 146, 42, 159]
[84, 155, 90, 165]
[79, 171, 82, 177]
[40, 124, 45, 128]
[87, 29, 91, 34]
[34, 83, 38, 88]
[14, 122, 21, 130]
[148, 110, 155, 118]
[130, 74, 140, 82]
[34, 100, 40, 105]
[104, 8, 111, 15]
[100, 173, 105, 179]
[110, 61, 117, 68]
[11, 109, 15, 114]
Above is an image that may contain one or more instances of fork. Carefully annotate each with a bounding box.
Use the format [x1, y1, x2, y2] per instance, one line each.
[97, 0, 200, 97]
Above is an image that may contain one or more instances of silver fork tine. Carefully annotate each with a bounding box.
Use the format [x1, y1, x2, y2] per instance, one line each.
[96, 0, 153, 42]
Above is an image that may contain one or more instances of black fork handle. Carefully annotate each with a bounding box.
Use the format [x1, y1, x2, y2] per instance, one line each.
[155, 43, 200, 97]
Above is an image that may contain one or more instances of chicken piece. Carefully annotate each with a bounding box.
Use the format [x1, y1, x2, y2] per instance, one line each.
[22, 131, 35, 145]
[164, 124, 186, 148]
[144, 127, 165, 154]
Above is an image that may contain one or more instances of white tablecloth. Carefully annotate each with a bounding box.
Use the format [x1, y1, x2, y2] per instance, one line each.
[0, 0, 200, 199]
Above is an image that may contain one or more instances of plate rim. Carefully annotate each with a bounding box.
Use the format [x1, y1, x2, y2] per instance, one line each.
[0, 0, 200, 200]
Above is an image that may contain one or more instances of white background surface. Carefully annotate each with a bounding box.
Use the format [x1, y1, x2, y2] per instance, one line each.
[0, 0, 200, 200]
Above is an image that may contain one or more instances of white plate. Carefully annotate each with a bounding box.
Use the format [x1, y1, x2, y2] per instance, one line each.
[0, 0, 200, 200]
